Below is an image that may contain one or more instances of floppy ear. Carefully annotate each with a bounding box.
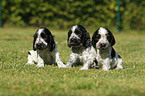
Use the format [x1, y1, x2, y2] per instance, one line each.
[82, 31, 91, 48]
[92, 32, 96, 48]
[49, 35, 55, 51]
[77, 25, 91, 47]
[110, 33, 115, 46]
[33, 34, 37, 51]
[67, 30, 72, 47]
[106, 28, 116, 46]
[43, 27, 55, 51]
[92, 29, 99, 48]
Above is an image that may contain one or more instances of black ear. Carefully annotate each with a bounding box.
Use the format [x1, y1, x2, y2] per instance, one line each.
[33, 33, 37, 51]
[92, 29, 99, 48]
[67, 30, 72, 47]
[106, 28, 116, 46]
[44, 28, 55, 51]
[77, 25, 91, 48]
[43, 27, 55, 51]
[82, 31, 91, 48]
[92, 32, 96, 48]
[49, 35, 55, 51]
[110, 34, 116, 46]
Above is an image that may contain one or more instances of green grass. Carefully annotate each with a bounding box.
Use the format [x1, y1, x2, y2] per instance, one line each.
[0, 27, 145, 96]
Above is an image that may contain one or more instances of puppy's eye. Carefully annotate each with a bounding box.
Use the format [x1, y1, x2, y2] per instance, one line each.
[75, 30, 80, 35]
[106, 34, 110, 37]
[41, 33, 46, 38]
[107, 34, 112, 41]
[96, 34, 101, 38]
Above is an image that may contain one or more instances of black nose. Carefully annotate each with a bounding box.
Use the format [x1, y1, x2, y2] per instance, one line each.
[100, 43, 107, 47]
[36, 43, 43, 49]
[70, 38, 77, 43]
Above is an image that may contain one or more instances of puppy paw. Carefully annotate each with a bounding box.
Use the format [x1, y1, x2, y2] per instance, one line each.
[36, 64, 44, 67]
[102, 67, 110, 71]
[102, 64, 110, 71]
[65, 65, 71, 68]
[116, 65, 123, 70]
[25, 62, 34, 65]
[81, 67, 88, 70]
[58, 64, 66, 68]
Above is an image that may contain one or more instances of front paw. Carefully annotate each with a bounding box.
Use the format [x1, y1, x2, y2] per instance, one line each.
[116, 65, 123, 70]
[36, 64, 44, 67]
[65, 64, 71, 68]
[102, 68, 109, 71]
[81, 67, 88, 70]
[25, 62, 34, 65]
[102, 66, 110, 71]
[58, 64, 66, 68]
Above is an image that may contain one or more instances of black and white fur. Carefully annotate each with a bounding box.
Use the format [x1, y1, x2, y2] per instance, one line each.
[26, 27, 66, 67]
[92, 27, 123, 71]
[65, 25, 97, 70]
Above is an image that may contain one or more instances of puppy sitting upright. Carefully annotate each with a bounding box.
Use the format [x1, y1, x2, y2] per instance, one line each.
[26, 27, 66, 67]
[65, 25, 96, 70]
[92, 27, 123, 71]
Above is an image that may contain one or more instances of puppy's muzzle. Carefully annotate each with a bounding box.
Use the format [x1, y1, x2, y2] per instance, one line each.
[100, 43, 108, 49]
[68, 38, 81, 47]
[36, 43, 47, 50]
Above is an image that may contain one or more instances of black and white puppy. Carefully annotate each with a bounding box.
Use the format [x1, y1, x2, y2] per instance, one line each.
[65, 25, 97, 70]
[92, 27, 123, 71]
[26, 27, 66, 67]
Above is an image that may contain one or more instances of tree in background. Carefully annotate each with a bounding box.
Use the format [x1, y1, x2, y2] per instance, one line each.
[1, 0, 145, 30]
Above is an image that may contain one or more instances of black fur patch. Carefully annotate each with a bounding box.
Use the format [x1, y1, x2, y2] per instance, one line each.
[33, 33, 37, 51]
[67, 30, 73, 47]
[92, 28, 100, 48]
[111, 48, 116, 59]
[106, 28, 116, 46]
[28, 51, 31, 55]
[118, 54, 122, 58]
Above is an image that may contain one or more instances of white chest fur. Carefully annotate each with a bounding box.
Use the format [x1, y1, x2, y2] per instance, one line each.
[96, 47, 123, 71]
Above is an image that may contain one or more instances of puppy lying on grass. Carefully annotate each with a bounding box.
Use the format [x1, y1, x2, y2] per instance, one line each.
[26, 27, 65, 68]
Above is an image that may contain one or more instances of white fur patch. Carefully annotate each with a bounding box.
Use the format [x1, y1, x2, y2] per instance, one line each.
[69, 25, 80, 41]
[98, 27, 108, 35]
[72, 25, 77, 32]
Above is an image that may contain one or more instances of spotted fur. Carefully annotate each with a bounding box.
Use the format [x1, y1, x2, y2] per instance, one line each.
[92, 27, 123, 71]
[26, 27, 65, 67]
[65, 25, 97, 70]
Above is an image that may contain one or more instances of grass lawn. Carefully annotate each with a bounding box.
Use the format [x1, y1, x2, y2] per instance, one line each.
[0, 27, 145, 96]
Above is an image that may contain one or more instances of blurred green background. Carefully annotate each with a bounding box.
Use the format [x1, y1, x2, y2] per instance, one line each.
[1, 0, 145, 31]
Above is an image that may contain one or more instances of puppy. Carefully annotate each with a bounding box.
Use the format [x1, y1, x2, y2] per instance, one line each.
[26, 27, 66, 67]
[92, 27, 123, 71]
[65, 25, 97, 70]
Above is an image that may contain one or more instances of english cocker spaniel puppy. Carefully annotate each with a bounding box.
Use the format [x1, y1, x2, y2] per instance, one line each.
[65, 25, 97, 70]
[26, 27, 66, 67]
[92, 27, 123, 71]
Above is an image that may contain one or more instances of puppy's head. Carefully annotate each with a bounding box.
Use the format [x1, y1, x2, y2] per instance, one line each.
[92, 27, 115, 50]
[67, 25, 91, 48]
[33, 27, 55, 51]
